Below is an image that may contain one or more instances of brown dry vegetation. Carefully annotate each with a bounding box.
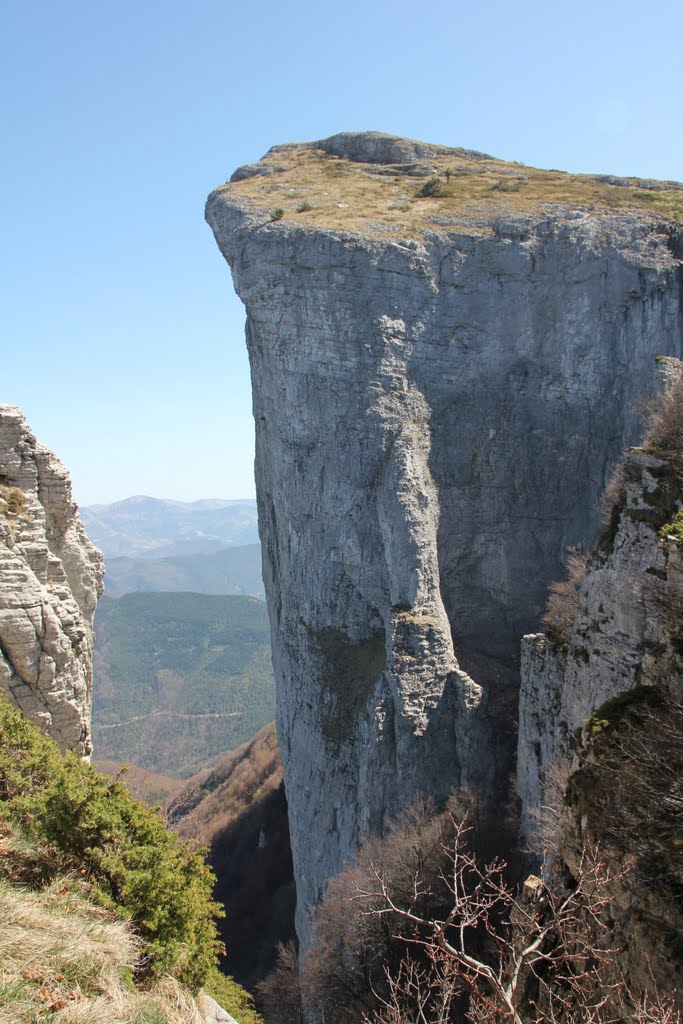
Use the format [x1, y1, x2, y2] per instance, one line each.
[599, 357, 683, 545]
[548, 359, 683, 645]
[0, 874, 206, 1024]
[169, 723, 296, 991]
[257, 793, 514, 1024]
[565, 694, 683, 1000]
[94, 760, 183, 807]
[541, 549, 588, 648]
[641, 357, 683, 460]
[217, 144, 683, 238]
[260, 776, 682, 1024]
[168, 721, 282, 840]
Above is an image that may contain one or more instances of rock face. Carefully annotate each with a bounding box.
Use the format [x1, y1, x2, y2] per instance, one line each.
[206, 133, 683, 946]
[517, 411, 683, 997]
[518, 444, 683, 852]
[0, 406, 103, 755]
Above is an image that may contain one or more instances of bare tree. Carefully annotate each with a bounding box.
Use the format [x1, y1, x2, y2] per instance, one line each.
[541, 548, 588, 646]
[256, 940, 304, 1024]
[355, 817, 680, 1024]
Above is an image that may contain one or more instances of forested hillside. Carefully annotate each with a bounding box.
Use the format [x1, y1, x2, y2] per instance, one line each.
[169, 723, 296, 991]
[92, 593, 275, 777]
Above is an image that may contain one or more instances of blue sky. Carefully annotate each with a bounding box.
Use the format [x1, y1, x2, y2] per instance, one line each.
[3, 0, 682, 506]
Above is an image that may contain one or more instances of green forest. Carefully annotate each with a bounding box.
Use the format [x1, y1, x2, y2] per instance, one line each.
[92, 593, 275, 777]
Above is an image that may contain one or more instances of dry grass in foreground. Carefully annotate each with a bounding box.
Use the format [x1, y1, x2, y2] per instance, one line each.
[0, 877, 204, 1024]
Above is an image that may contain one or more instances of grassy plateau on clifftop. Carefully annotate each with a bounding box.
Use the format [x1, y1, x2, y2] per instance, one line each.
[217, 142, 683, 238]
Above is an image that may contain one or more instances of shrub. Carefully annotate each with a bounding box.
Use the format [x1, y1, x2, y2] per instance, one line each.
[574, 692, 682, 886]
[415, 176, 449, 199]
[255, 941, 304, 1024]
[0, 694, 223, 990]
[0, 485, 27, 517]
[599, 458, 627, 538]
[642, 356, 683, 461]
[296, 200, 313, 213]
[487, 178, 524, 193]
[203, 966, 263, 1024]
[541, 548, 588, 648]
[358, 834, 682, 1024]
[270, 208, 285, 221]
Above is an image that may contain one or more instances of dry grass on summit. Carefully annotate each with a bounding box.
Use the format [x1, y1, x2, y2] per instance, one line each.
[219, 145, 683, 237]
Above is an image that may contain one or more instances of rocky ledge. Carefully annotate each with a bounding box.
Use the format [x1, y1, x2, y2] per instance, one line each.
[0, 406, 103, 755]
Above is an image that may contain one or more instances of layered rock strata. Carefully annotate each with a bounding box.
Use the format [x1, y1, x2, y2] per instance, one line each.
[206, 133, 683, 946]
[0, 406, 103, 755]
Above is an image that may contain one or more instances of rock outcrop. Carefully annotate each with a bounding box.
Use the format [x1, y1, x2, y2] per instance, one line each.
[517, 377, 683, 995]
[206, 132, 683, 946]
[518, 442, 683, 851]
[0, 405, 103, 755]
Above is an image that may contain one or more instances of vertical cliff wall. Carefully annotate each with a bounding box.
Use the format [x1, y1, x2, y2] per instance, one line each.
[0, 405, 103, 755]
[206, 133, 683, 945]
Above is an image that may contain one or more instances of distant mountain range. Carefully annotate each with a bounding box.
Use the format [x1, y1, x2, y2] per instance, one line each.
[103, 544, 264, 598]
[81, 495, 259, 559]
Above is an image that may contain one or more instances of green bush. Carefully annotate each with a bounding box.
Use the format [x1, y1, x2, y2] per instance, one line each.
[0, 694, 223, 991]
[204, 966, 262, 1024]
[270, 208, 285, 221]
[488, 178, 524, 193]
[415, 176, 449, 198]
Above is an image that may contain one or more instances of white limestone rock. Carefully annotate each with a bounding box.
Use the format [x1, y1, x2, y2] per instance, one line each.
[198, 992, 239, 1024]
[206, 133, 683, 947]
[0, 405, 103, 755]
[518, 448, 683, 853]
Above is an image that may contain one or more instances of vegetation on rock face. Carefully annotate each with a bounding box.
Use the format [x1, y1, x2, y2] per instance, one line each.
[0, 692, 223, 990]
[541, 548, 588, 649]
[0, 484, 28, 518]
[600, 357, 683, 551]
[567, 692, 683, 992]
[261, 787, 681, 1024]
[0, 484, 31, 536]
[93, 592, 275, 777]
[642, 356, 683, 462]
[547, 357, 683, 643]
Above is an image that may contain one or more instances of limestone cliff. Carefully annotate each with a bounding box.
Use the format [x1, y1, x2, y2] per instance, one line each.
[206, 132, 683, 946]
[0, 405, 103, 755]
